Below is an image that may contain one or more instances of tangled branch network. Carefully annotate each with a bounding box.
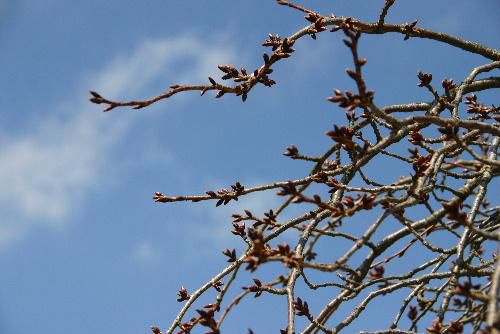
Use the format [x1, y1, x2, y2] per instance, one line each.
[91, 1, 499, 334]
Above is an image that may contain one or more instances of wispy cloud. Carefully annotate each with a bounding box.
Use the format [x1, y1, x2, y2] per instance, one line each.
[286, 35, 340, 82]
[165, 177, 308, 266]
[0, 35, 238, 250]
[181, 179, 287, 251]
[131, 240, 163, 264]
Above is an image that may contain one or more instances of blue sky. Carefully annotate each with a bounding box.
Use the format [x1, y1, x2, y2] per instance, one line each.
[0, 1, 499, 333]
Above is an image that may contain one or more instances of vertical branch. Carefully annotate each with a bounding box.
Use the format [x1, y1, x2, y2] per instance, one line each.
[377, 0, 396, 28]
[488, 249, 500, 333]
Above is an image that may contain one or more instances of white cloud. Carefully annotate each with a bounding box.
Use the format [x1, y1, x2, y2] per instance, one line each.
[287, 35, 340, 82]
[168, 179, 305, 264]
[186, 179, 286, 248]
[131, 240, 163, 264]
[0, 35, 238, 250]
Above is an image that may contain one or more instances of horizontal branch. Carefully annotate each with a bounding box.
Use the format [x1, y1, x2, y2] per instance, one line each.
[90, 8, 500, 112]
